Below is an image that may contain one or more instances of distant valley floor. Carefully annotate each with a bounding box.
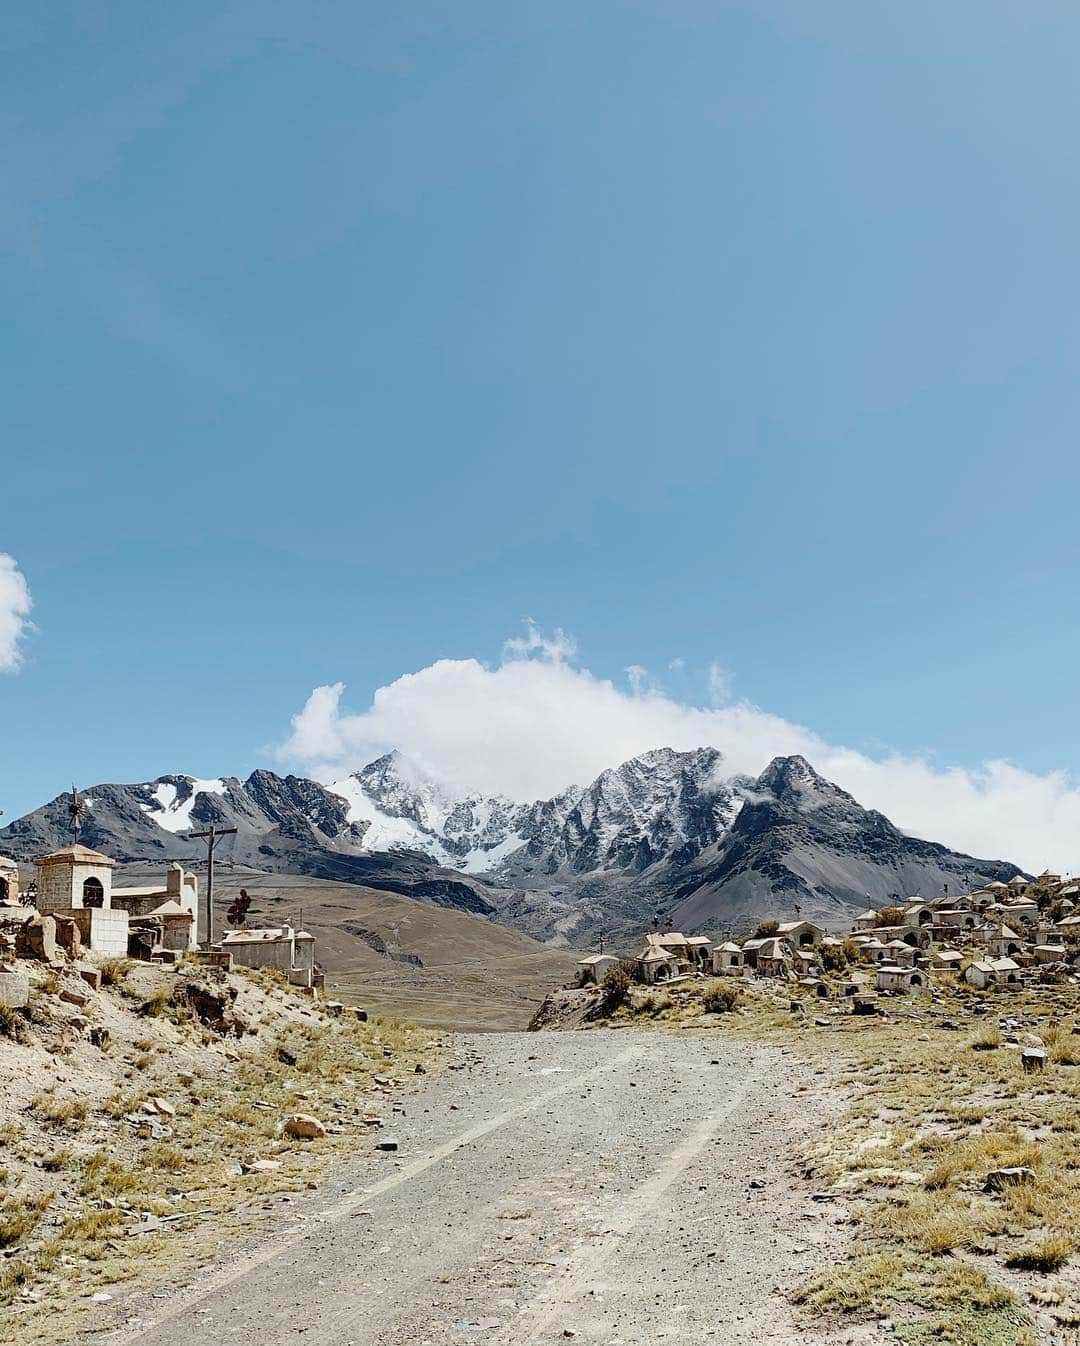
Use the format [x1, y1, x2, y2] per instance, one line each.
[115, 864, 580, 1032]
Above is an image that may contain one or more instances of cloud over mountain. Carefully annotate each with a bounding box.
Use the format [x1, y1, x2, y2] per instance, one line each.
[0, 554, 33, 673]
[277, 624, 1080, 873]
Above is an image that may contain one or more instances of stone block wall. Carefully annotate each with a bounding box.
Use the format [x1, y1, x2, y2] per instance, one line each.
[36, 861, 113, 915]
[70, 908, 129, 956]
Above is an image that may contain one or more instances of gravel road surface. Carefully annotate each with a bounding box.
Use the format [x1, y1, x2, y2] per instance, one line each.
[105, 1029, 848, 1346]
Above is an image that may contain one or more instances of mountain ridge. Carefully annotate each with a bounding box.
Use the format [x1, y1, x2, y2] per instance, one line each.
[0, 749, 1025, 946]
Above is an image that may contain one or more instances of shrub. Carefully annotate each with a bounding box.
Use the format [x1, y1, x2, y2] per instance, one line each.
[0, 1195, 49, 1249]
[875, 906, 907, 928]
[31, 1095, 87, 1129]
[702, 981, 741, 1014]
[820, 941, 856, 973]
[597, 962, 635, 1015]
[754, 920, 779, 938]
[0, 1005, 28, 1043]
[79, 1152, 140, 1199]
[138, 989, 171, 1018]
[0, 1260, 32, 1306]
[98, 956, 132, 987]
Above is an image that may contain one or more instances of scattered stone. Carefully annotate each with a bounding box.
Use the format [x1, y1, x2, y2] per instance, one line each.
[16, 915, 58, 962]
[173, 980, 243, 1035]
[52, 916, 83, 959]
[0, 965, 30, 1009]
[242, 1159, 283, 1174]
[1022, 1048, 1048, 1073]
[837, 1167, 923, 1188]
[283, 1113, 326, 1140]
[77, 965, 103, 990]
[91, 1291, 114, 1303]
[375, 1138, 399, 1152]
[60, 985, 90, 1008]
[985, 1166, 1036, 1191]
[88, 1025, 111, 1049]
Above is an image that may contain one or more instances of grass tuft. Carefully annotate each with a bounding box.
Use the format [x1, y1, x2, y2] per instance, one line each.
[1006, 1235, 1073, 1273]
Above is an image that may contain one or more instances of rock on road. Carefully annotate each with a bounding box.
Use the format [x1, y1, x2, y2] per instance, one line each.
[106, 1030, 846, 1346]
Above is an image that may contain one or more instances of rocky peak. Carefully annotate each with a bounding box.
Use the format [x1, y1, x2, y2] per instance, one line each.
[755, 755, 856, 809]
[353, 752, 463, 829]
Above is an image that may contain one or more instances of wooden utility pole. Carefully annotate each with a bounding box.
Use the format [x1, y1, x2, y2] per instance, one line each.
[186, 824, 237, 947]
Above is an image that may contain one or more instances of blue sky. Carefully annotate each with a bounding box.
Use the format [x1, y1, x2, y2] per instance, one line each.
[3, 3, 1080, 864]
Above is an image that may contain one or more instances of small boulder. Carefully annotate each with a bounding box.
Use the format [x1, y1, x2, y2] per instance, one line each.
[59, 985, 90, 1008]
[16, 915, 57, 963]
[242, 1159, 282, 1174]
[0, 966, 30, 1010]
[53, 916, 83, 959]
[77, 966, 102, 990]
[985, 1166, 1036, 1192]
[375, 1138, 399, 1152]
[283, 1113, 326, 1140]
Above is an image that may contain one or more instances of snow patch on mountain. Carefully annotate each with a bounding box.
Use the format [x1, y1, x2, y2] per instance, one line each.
[140, 777, 227, 833]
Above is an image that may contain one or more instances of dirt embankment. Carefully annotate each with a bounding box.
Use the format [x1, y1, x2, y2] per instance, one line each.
[0, 953, 439, 1346]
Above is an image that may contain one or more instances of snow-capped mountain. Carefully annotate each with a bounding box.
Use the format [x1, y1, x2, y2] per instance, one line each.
[327, 753, 525, 873]
[0, 748, 1024, 945]
[323, 746, 742, 881]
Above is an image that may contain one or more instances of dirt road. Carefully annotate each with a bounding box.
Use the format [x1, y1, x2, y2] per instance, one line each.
[105, 1030, 846, 1346]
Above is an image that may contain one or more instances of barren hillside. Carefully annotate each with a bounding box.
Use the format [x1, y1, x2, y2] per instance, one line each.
[113, 864, 581, 1031]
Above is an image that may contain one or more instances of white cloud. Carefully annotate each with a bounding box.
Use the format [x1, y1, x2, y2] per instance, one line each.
[0, 554, 33, 672]
[277, 626, 1080, 873]
[707, 662, 735, 706]
[502, 619, 576, 663]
